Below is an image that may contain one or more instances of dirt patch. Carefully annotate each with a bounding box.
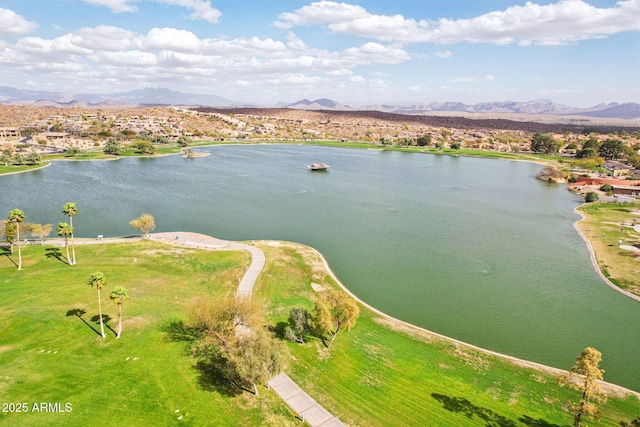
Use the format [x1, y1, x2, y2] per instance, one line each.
[141, 248, 195, 256]
[316, 343, 331, 360]
[278, 242, 327, 283]
[121, 316, 152, 330]
[311, 283, 327, 292]
[0, 345, 14, 353]
[451, 346, 492, 373]
[373, 316, 435, 344]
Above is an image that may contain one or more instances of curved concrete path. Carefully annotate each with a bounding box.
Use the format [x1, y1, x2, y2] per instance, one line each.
[151, 232, 264, 299]
[149, 232, 345, 426]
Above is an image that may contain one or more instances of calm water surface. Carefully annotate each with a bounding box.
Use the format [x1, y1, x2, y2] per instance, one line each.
[2, 145, 639, 390]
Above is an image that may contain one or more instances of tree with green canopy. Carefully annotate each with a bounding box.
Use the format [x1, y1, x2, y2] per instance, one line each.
[88, 273, 108, 339]
[310, 290, 360, 348]
[225, 327, 288, 395]
[598, 138, 626, 161]
[284, 307, 311, 344]
[25, 152, 41, 165]
[56, 222, 73, 265]
[129, 213, 155, 239]
[585, 192, 599, 203]
[110, 287, 130, 339]
[7, 209, 25, 270]
[557, 347, 607, 427]
[2, 220, 17, 253]
[189, 295, 288, 395]
[103, 138, 124, 155]
[62, 203, 78, 264]
[530, 133, 559, 154]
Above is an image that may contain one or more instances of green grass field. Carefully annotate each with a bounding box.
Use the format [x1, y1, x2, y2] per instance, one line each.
[0, 163, 49, 175]
[576, 202, 640, 296]
[1, 240, 639, 426]
[255, 243, 640, 427]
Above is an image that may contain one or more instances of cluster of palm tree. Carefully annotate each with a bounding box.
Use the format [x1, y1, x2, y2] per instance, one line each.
[5, 206, 132, 340]
[6, 208, 26, 270]
[58, 202, 78, 265]
[87, 273, 130, 339]
[3, 203, 79, 270]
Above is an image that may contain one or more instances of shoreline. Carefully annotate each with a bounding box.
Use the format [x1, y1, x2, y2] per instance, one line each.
[572, 206, 640, 303]
[302, 241, 640, 398]
[54, 233, 640, 397]
[0, 162, 50, 176]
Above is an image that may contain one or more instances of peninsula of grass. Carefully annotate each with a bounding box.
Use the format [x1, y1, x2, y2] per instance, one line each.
[575, 201, 640, 296]
[2, 239, 638, 426]
[0, 163, 49, 175]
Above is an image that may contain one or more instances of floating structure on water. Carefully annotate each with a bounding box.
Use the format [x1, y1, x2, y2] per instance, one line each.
[308, 162, 330, 171]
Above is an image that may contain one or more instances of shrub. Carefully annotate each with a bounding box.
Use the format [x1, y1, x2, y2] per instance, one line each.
[599, 184, 613, 192]
[585, 192, 599, 203]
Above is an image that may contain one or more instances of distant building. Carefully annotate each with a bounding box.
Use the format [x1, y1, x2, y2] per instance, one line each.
[0, 127, 20, 138]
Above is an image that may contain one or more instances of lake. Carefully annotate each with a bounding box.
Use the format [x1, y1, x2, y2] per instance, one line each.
[2, 145, 639, 390]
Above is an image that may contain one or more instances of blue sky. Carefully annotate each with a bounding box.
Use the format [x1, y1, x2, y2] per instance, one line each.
[0, 0, 638, 106]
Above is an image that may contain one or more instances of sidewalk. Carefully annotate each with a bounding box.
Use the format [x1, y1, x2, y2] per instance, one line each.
[149, 232, 346, 426]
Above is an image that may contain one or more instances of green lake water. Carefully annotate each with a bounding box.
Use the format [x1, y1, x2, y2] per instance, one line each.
[2, 145, 639, 390]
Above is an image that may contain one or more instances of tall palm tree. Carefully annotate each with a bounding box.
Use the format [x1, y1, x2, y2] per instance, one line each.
[110, 287, 130, 339]
[7, 209, 25, 270]
[88, 273, 108, 339]
[62, 203, 78, 265]
[56, 222, 73, 265]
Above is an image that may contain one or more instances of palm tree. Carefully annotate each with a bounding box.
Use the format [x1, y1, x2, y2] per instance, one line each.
[88, 273, 108, 339]
[7, 209, 25, 270]
[62, 203, 78, 264]
[110, 287, 130, 339]
[56, 222, 73, 265]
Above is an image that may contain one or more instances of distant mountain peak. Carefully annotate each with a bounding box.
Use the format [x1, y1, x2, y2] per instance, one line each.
[287, 98, 346, 110]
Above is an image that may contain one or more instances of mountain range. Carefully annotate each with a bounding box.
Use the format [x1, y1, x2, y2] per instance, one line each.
[1, 86, 638, 120]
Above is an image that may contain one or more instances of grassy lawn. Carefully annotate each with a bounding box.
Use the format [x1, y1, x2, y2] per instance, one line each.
[0, 163, 49, 175]
[1, 235, 639, 426]
[0, 242, 297, 426]
[576, 202, 640, 295]
[255, 242, 640, 427]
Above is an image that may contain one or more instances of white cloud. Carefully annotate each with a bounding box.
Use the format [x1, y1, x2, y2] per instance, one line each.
[17, 35, 93, 57]
[83, 0, 138, 13]
[449, 74, 496, 84]
[0, 22, 412, 95]
[156, 0, 222, 23]
[286, 32, 307, 50]
[0, 8, 38, 36]
[275, 1, 368, 29]
[408, 85, 421, 92]
[276, 0, 640, 46]
[83, 0, 222, 23]
[72, 26, 135, 51]
[93, 50, 158, 66]
[141, 27, 201, 52]
[435, 50, 453, 58]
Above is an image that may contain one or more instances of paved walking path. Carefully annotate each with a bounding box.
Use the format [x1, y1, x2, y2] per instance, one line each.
[149, 232, 345, 426]
[150, 232, 264, 298]
[269, 373, 345, 427]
